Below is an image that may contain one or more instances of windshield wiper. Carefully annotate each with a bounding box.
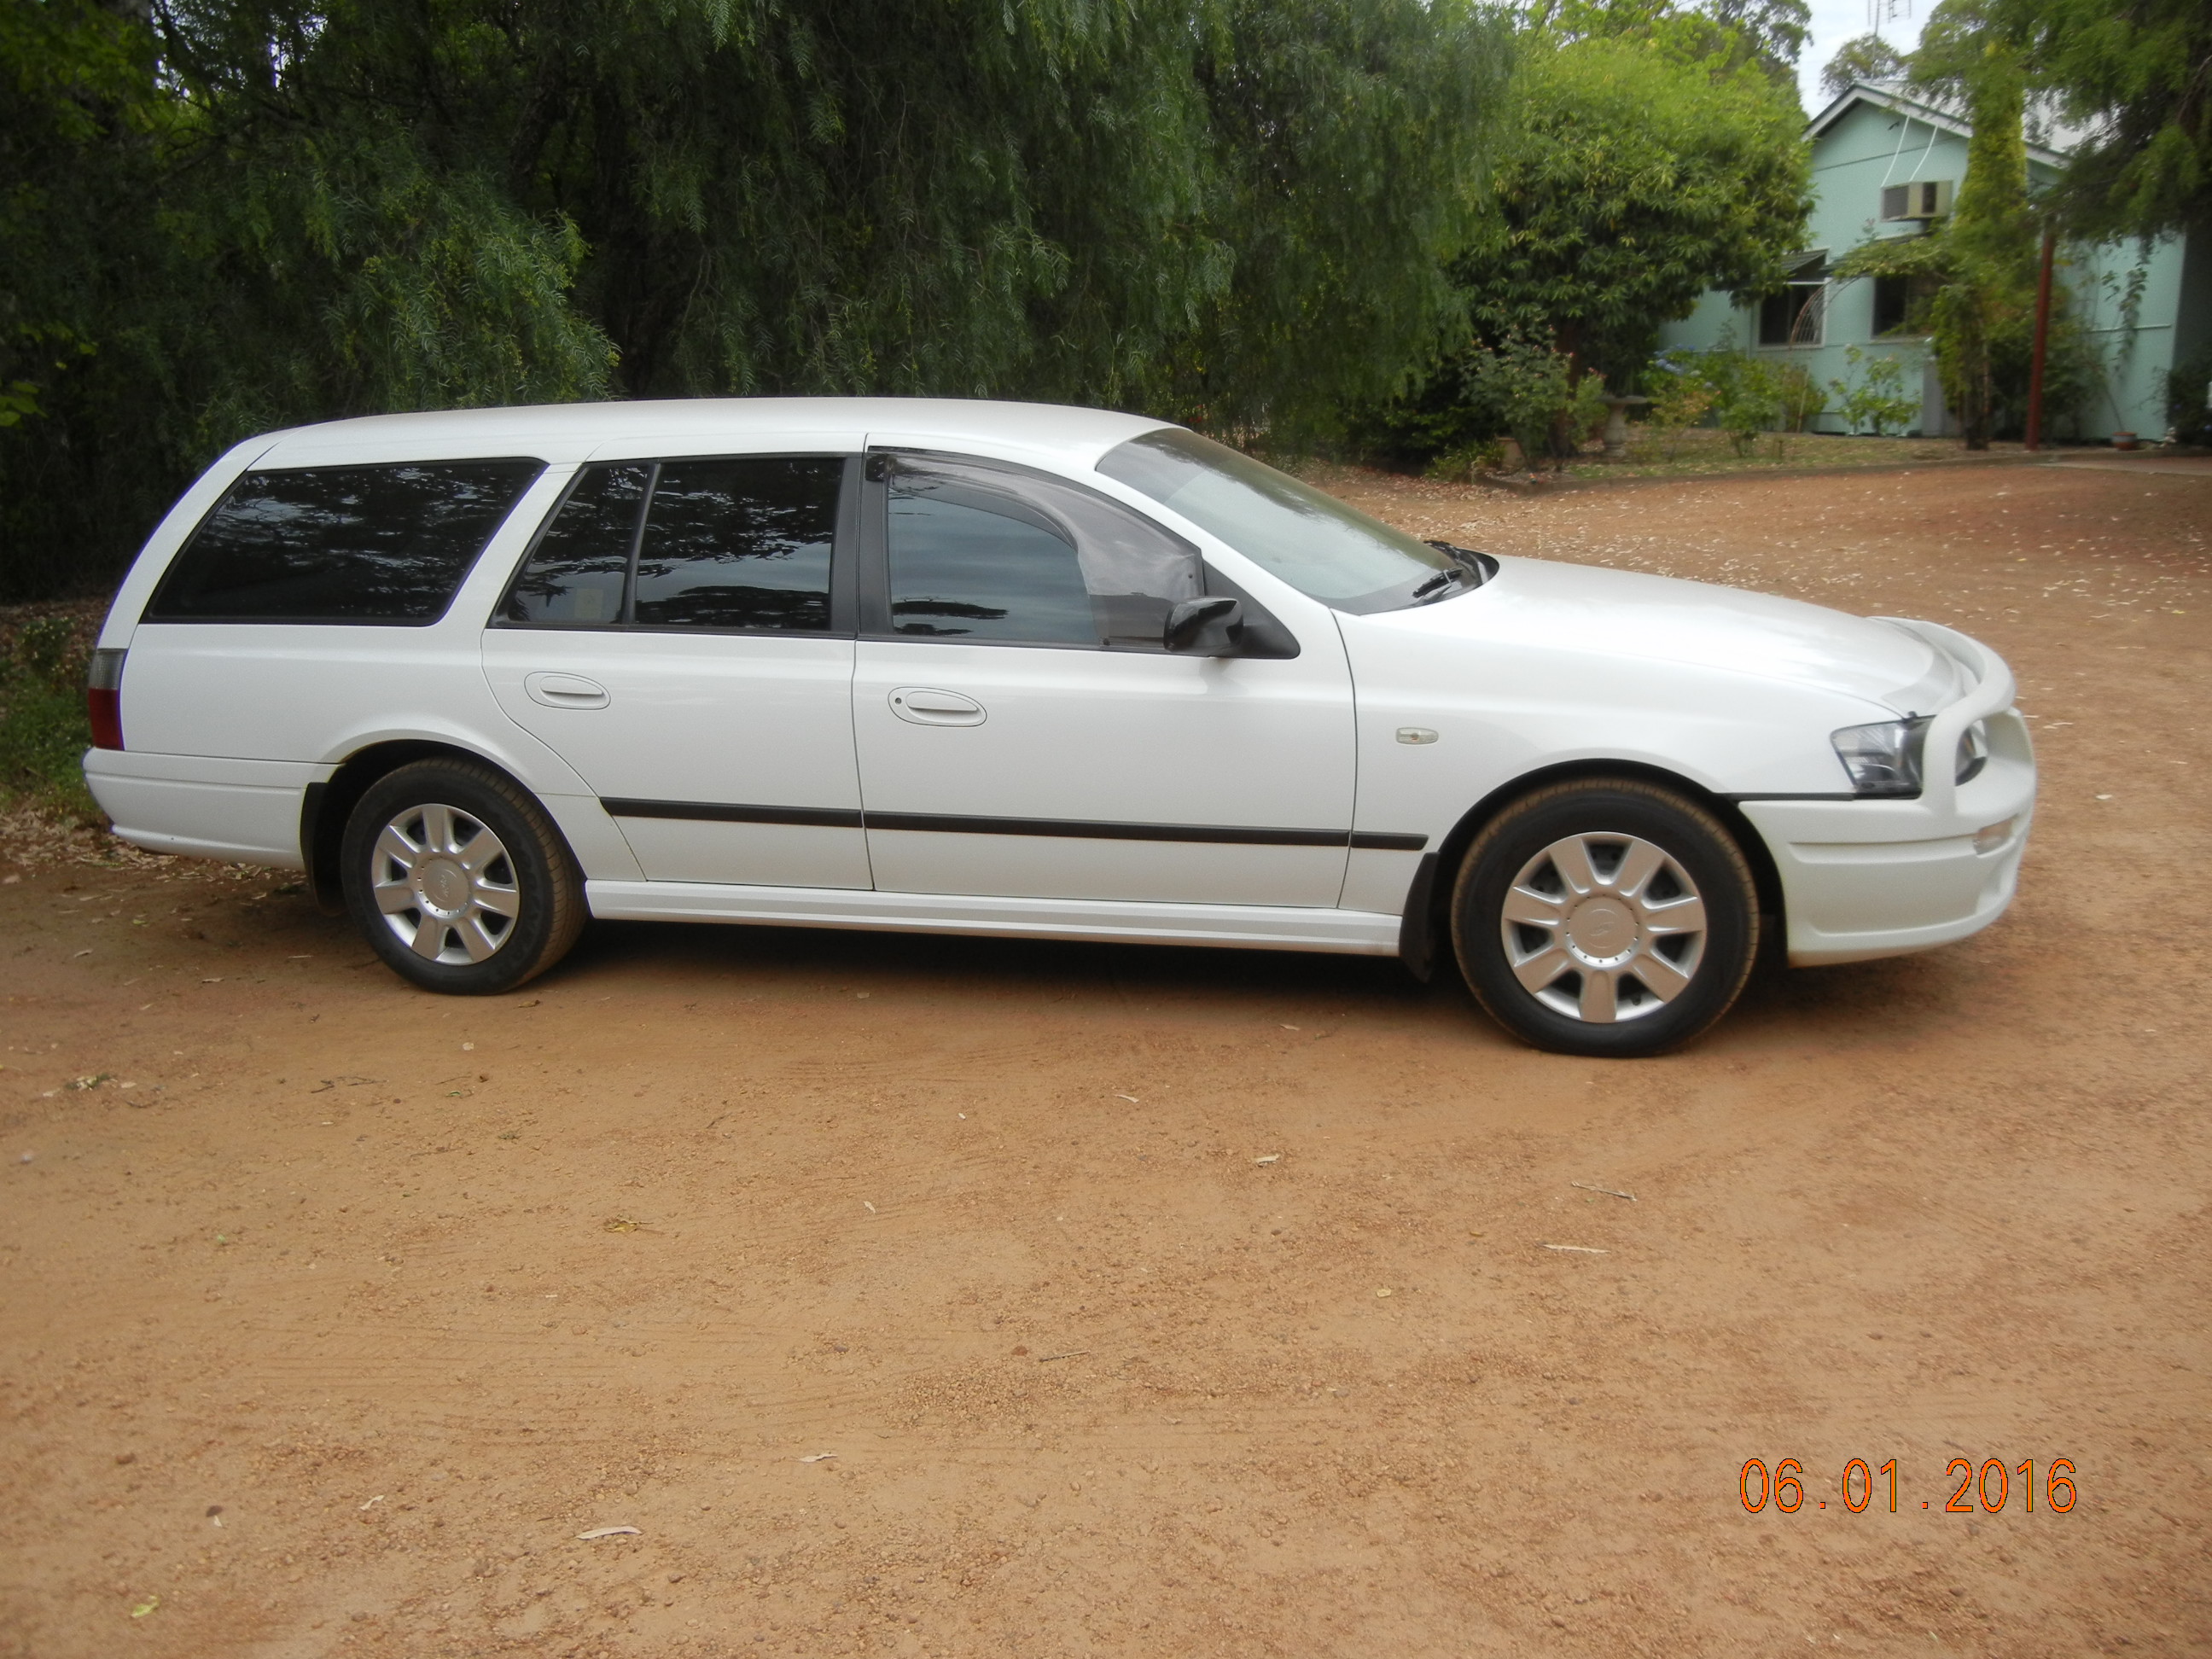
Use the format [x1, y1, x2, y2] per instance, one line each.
[1409, 568, 1462, 602]
[1424, 539, 1496, 585]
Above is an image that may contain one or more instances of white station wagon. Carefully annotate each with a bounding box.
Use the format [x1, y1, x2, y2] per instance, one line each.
[84, 399, 2034, 1057]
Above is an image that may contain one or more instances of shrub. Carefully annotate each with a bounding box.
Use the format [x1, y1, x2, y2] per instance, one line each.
[1459, 331, 1607, 468]
[0, 616, 99, 818]
[2163, 346, 2212, 445]
[1829, 346, 1922, 436]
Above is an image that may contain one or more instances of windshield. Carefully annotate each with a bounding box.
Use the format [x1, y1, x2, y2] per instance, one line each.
[1096, 428, 1468, 613]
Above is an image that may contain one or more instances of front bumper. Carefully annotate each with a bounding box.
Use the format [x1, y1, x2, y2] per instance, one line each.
[1738, 620, 2037, 968]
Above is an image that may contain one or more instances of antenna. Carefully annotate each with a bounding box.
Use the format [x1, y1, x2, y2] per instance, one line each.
[1869, 0, 1912, 43]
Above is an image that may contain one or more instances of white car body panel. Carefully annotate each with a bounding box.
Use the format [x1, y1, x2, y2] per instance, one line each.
[83, 396, 2035, 984]
[851, 637, 1356, 906]
[485, 629, 870, 888]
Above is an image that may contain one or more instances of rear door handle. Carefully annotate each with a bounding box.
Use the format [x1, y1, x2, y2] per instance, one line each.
[525, 672, 610, 709]
[888, 686, 985, 727]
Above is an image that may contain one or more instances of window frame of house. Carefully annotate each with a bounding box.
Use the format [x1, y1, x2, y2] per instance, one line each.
[1757, 253, 1830, 350]
[1871, 272, 1938, 338]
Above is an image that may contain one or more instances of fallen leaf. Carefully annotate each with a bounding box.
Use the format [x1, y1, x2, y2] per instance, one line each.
[1540, 1243, 1607, 1254]
[1254, 1153, 1282, 1166]
[130, 1597, 160, 1619]
[576, 1525, 641, 1540]
[603, 1217, 641, 1232]
[798, 1452, 838, 1464]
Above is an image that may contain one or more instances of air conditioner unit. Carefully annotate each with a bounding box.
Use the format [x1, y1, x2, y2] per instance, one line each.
[1880, 180, 1953, 221]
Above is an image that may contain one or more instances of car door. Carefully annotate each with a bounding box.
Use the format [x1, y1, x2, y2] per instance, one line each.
[851, 450, 1356, 906]
[483, 447, 870, 888]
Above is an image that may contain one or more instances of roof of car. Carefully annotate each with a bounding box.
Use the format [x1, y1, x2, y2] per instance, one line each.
[248, 397, 1178, 472]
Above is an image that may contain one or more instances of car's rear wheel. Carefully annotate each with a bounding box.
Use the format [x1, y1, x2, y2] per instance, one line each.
[1451, 777, 1759, 1057]
[341, 759, 585, 994]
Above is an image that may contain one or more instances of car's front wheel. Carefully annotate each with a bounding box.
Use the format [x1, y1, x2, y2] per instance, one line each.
[1451, 777, 1759, 1057]
[341, 758, 585, 994]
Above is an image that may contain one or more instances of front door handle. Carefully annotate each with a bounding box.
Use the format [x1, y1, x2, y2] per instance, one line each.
[888, 686, 986, 727]
[525, 672, 611, 709]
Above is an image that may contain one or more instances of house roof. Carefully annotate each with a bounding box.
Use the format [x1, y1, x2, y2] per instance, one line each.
[1807, 79, 2069, 171]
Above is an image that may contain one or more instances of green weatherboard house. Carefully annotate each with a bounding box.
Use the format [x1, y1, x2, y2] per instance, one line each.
[1656, 79, 2210, 442]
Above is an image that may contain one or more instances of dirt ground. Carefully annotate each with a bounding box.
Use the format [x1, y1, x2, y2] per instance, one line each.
[3, 457, 2208, 1659]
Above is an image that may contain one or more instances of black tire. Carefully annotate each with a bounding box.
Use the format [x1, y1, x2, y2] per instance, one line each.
[340, 758, 585, 995]
[1450, 777, 1759, 1058]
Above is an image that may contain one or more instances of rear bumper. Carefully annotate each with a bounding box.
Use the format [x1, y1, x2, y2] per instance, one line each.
[1738, 621, 2036, 968]
[83, 749, 320, 867]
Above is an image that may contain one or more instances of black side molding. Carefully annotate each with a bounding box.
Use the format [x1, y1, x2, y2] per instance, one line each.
[600, 797, 1429, 853]
[602, 798, 865, 829]
[864, 811, 1344, 847]
[1350, 830, 1427, 852]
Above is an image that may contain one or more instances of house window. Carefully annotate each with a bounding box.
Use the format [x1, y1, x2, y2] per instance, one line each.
[1872, 274, 1936, 336]
[1759, 276, 1826, 347]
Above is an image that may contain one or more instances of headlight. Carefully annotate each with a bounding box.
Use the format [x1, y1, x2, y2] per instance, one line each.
[1831, 717, 1929, 797]
[1955, 719, 1988, 784]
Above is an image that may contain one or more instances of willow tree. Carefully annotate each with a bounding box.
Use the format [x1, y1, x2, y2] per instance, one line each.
[1979, 0, 2211, 241]
[0, 0, 1511, 600]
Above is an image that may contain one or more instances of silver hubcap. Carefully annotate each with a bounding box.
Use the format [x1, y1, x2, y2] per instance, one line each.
[1500, 832, 1708, 1023]
[370, 803, 521, 965]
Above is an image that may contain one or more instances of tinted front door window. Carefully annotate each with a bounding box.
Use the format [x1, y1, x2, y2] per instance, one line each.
[885, 459, 1200, 648]
[888, 475, 1097, 643]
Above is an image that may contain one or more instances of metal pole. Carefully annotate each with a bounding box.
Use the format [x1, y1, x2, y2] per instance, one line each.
[2025, 226, 2056, 451]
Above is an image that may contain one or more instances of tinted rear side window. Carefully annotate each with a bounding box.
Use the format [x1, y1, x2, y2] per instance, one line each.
[149, 460, 543, 623]
[501, 463, 649, 626]
[633, 457, 841, 631]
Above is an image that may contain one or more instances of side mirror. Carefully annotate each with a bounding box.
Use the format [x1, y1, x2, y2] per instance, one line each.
[1164, 597, 1243, 655]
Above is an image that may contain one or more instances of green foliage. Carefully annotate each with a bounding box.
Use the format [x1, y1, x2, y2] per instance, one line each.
[1534, 0, 1809, 90]
[1458, 331, 1608, 465]
[1705, 353, 1786, 453]
[2168, 346, 2212, 445]
[1701, 0, 1813, 93]
[0, 0, 1514, 602]
[1652, 343, 1816, 452]
[1356, 11, 1811, 467]
[1770, 361, 1826, 433]
[1164, 0, 1516, 438]
[1968, 0, 2211, 240]
[0, 617, 96, 817]
[1828, 346, 1922, 435]
[1834, 17, 2042, 447]
[1644, 367, 1719, 458]
[1819, 33, 1908, 98]
[1453, 32, 1813, 390]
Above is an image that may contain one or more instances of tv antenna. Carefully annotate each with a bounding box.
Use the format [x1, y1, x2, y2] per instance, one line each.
[1869, 0, 1912, 41]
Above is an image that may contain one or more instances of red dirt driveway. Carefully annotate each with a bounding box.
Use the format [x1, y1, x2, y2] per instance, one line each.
[2, 457, 2207, 1658]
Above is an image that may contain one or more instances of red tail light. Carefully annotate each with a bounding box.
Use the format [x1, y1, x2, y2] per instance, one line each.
[87, 649, 125, 750]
